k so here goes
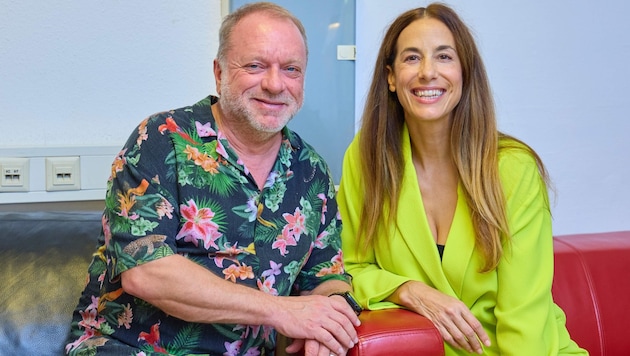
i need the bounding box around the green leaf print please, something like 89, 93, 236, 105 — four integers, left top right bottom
130, 217, 159, 236
265, 180, 287, 212
166, 323, 203, 355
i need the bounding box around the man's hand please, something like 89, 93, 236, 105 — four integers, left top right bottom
278, 293, 360, 356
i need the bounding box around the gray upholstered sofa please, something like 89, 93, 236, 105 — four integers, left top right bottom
0, 210, 102, 356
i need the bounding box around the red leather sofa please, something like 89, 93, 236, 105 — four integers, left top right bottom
347, 231, 630, 356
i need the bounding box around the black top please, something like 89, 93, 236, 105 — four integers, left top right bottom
437, 244, 445, 260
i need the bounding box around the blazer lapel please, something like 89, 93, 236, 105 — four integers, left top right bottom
440, 184, 477, 299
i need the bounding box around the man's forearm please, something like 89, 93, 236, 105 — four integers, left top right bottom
300, 279, 353, 296
121, 254, 278, 325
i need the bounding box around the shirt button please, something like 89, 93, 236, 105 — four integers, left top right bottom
256, 240, 264, 247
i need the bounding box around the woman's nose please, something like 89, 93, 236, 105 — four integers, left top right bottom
419, 59, 437, 80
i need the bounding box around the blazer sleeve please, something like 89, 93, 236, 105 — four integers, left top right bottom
338, 135, 412, 309
494, 148, 556, 354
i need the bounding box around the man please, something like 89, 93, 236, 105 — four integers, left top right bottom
65, 2, 360, 355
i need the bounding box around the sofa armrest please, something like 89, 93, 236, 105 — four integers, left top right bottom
349, 309, 444, 356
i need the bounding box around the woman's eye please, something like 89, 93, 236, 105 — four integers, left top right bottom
404, 54, 420, 62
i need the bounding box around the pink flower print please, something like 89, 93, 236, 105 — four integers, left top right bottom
213, 253, 238, 268
257, 275, 278, 296
98, 270, 106, 287
261, 260, 282, 278
176, 199, 223, 250
261, 325, 274, 341
318, 193, 328, 224
332, 249, 344, 265
87, 295, 99, 312
213, 242, 242, 267
272, 230, 297, 256
244, 348, 261, 356
316, 250, 345, 277
65, 328, 98, 353
314, 230, 329, 249
244, 324, 262, 339
195, 121, 216, 138
216, 139, 229, 160
282, 207, 306, 241
224, 339, 243, 356
156, 198, 174, 220
78, 306, 105, 330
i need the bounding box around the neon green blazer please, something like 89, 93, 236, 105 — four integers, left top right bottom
338, 128, 586, 355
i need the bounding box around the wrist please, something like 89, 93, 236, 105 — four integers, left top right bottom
329, 291, 362, 316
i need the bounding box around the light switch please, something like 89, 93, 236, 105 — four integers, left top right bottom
337, 45, 356, 60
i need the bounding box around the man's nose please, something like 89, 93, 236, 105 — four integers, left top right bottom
261, 67, 285, 93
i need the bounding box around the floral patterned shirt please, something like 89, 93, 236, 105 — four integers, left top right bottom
65, 95, 349, 356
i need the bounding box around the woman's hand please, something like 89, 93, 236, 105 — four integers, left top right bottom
390, 281, 491, 354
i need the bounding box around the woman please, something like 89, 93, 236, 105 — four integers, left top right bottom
338, 3, 587, 355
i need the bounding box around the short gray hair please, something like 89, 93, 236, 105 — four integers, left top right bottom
216, 2, 308, 65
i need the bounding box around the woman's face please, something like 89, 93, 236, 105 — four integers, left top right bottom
387, 17, 462, 125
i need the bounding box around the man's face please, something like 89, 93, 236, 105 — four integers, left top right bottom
215, 12, 307, 134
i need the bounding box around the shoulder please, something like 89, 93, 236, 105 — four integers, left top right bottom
342, 130, 362, 162
285, 127, 328, 165
498, 139, 547, 203
145, 95, 215, 132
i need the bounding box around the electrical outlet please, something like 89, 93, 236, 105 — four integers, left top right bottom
0, 157, 30, 192
46, 156, 81, 191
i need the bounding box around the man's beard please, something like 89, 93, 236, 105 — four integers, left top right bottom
219, 80, 302, 134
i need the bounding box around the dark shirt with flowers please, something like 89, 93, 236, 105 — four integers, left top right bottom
65, 95, 349, 356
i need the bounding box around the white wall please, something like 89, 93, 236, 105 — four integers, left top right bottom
0, 0, 222, 204
355, 1, 630, 235
1, 0, 628, 235
0, 0, 222, 148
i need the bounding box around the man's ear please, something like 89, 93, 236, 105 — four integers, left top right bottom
213, 59, 222, 95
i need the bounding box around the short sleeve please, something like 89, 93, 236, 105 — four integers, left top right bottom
104, 115, 180, 279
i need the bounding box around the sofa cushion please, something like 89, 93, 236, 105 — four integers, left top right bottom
0, 211, 102, 356
348, 309, 444, 356
553, 231, 630, 356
